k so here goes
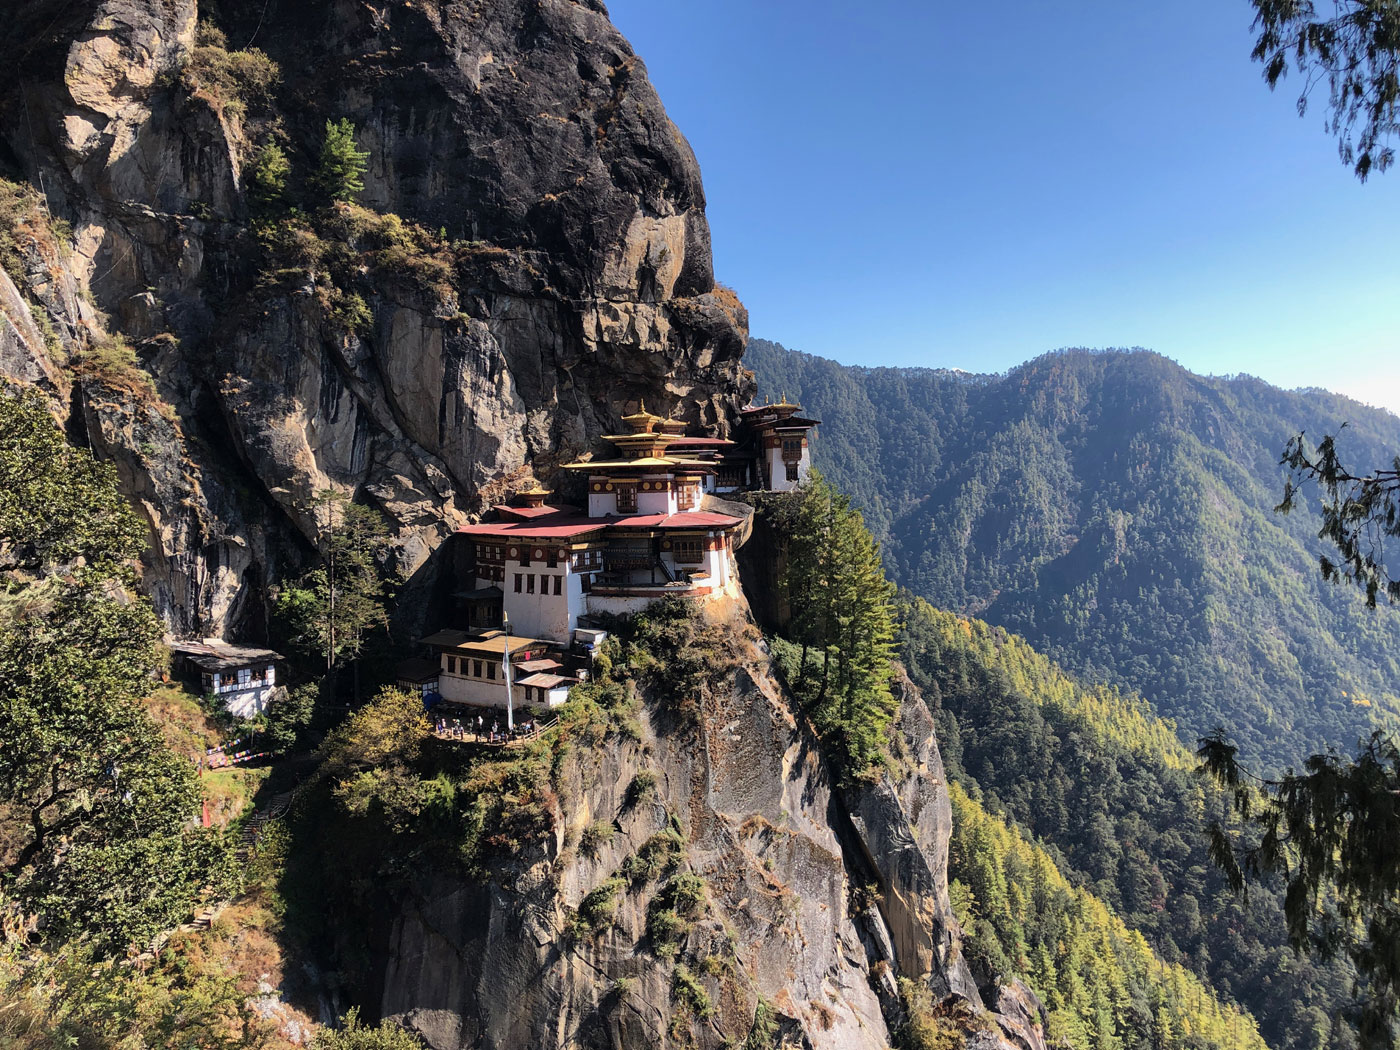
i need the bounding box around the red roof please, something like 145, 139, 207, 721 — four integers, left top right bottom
493, 503, 580, 521
606, 511, 743, 530
458, 509, 742, 539
458, 517, 606, 539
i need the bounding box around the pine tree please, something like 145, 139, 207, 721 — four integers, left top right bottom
315, 118, 370, 202
248, 140, 290, 209
276, 489, 395, 700
778, 471, 897, 775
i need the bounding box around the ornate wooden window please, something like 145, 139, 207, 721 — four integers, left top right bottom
616, 485, 637, 512
673, 538, 705, 564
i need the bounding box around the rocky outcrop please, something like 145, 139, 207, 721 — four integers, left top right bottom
380, 615, 889, 1050
1, 0, 749, 639
846, 672, 1050, 1050
373, 612, 1045, 1050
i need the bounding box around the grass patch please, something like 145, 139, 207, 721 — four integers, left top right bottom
621, 828, 683, 885
580, 819, 615, 858
671, 963, 713, 1020
569, 875, 625, 939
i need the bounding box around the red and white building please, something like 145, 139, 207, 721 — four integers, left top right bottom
458, 404, 748, 644
412, 398, 818, 711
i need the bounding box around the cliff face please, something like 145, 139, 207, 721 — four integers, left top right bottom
377, 612, 1045, 1050
0, 0, 749, 638
3, 5, 1050, 1046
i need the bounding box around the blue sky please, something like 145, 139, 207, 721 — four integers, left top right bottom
605, 0, 1400, 414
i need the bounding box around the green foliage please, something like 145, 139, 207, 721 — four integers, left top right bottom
742, 999, 781, 1050
329, 289, 373, 334
1278, 428, 1400, 605
571, 876, 625, 938
0, 385, 231, 954
265, 681, 318, 754
762, 472, 897, 776
671, 963, 713, 1020
949, 782, 1267, 1050
248, 141, 291, 210
621, 828, 684, 884
275, 489, 394, 690
316, 1007, 422, 1050
1248, 0, 1400, 179
748, 339, 1400, 769
900, 595, 1362, 1050
70, 333, 165, 404
1201, 730, 1400, 1048
315, 119, 370, 202
182, 21, 280, 123
580, 819, 615, 857
646, 872, 706, 957
627, 768, 658, 804
896, 978, 980, 1050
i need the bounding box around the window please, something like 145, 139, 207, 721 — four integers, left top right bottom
616, 486, 637, 512
581, 573, 592, 593
473, 659, 483, 678
514, 573, 522, 593
546, 551, 557, 568
553, 575, 562, 595
527, 574, 536, 594
487, 661, 496, 680
674, 538, 705, 564
786, 462, 800, 482
783, 437, 803, 455
447, 656, 457, 674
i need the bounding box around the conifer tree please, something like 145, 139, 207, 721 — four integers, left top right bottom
779, 471, 897, 775
248, 139, 290, 209
276, 489, 395, 701
315, 118, 370, 202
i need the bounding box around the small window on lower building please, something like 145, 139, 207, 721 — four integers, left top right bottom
553, 575, 562, 595
514, 573, 522, 593
786, 462, 800, 482
527, 574, 536, 594
447, 656, 457, 674
473, 659, 483, 678
487, 662, 496, 680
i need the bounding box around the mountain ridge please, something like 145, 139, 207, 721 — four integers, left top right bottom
747, 336, 1400, 766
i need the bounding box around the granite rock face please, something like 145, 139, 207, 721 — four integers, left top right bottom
378, 617, 1042, 1050
0, 0, 749, 638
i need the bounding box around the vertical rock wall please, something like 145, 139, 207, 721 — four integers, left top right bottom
0, 0, 750, 640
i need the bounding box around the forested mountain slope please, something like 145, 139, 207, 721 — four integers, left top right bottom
748, 338, 1400, 765
900, 598, 1358, 1050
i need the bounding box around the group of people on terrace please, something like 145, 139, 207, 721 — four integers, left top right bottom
433, 711, 540, 744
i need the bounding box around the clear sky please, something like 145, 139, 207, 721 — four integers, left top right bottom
604, 0, 1400, 414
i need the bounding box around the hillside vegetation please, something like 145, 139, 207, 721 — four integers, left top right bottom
899, 598, 1359, 1050
748, 339, 1400, 767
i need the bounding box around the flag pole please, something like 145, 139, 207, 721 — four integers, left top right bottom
503, 611, 514, 733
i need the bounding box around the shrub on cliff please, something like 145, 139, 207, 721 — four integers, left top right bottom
181, 21, 279, 125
